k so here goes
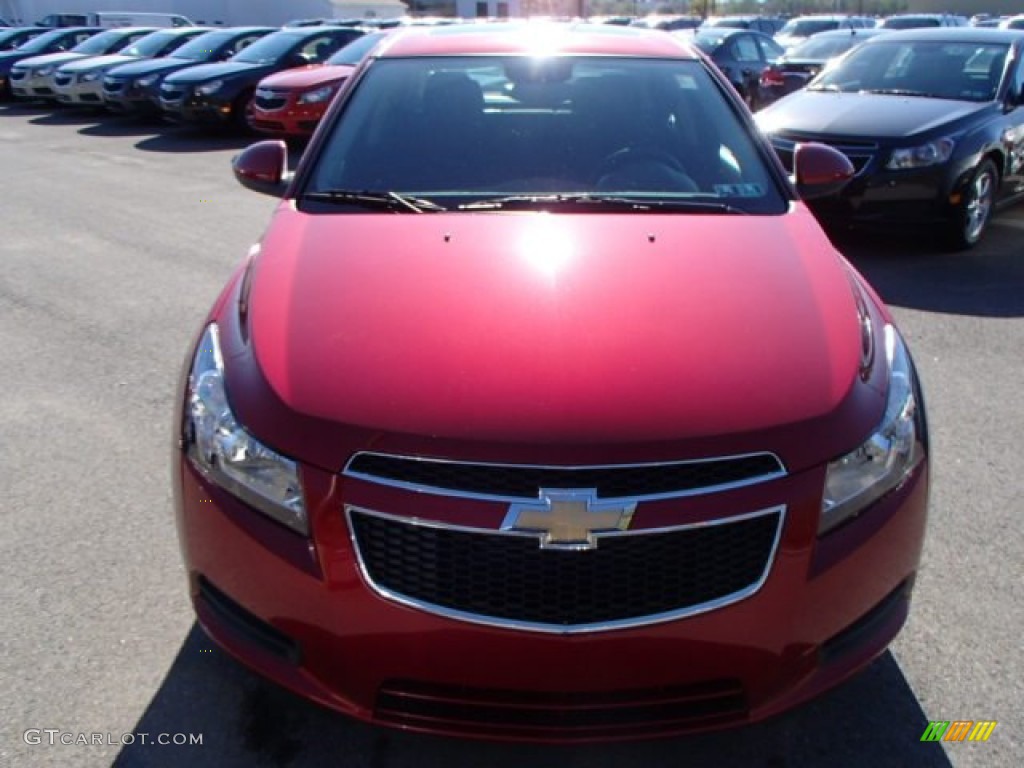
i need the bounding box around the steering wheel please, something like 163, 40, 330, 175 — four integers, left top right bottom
594, 146, 697, 192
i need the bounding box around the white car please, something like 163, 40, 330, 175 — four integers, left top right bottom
999, 15, 1024, 30
10, 27, 154, 101
53, 27, 206, 106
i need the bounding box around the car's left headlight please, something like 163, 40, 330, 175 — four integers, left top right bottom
297, 84, 337, 105
184, 324, 308, 534
135, 74, 158, 89
81, 70, 102, 82
886, 137, 955, 170
36, 66, 54, 77
820, 325, 922, 535
196, 78, 224, 96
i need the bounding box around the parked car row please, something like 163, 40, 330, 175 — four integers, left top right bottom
1, 24, 367, 132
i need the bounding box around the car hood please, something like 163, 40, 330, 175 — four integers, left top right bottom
58, 53, 135, 73
226, 206, 881, 472
257, 63, 355, 90
12, 51, 86, 69
106, 57, 195, 78
164, 60, 258, 83
757, 91, 992, 139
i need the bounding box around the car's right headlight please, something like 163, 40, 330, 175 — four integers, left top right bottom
196, 78, 224, 95
820, 325, 923, 535
184, 324, 308, 534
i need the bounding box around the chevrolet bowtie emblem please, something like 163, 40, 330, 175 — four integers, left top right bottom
502, 488, 636, 550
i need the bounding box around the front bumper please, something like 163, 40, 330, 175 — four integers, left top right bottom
248, 95, 325, 137
54, 76, 105, 106
770, 136, 966, 230
102, 79, 160, 114
10, 71, 59, 100
159, 85, 238, 124
174, 447, 929, 742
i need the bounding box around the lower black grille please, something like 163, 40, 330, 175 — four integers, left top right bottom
103, 80, 125, 93
376, 678, 747, 739
349, 508, 781, 629
345, 452, 784, 500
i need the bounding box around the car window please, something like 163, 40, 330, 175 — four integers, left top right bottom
813, 40, 1010, 101
757, 37, 785, 61
122, 30, 189, 58
231, 31, 303, 64
307, 56, 787, 214
732, 35, 761, 63
326, 32, 387, 66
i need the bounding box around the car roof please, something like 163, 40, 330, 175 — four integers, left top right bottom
808, 28, 886, 39
376, 22, 700, 59
862, 26, 1024, 43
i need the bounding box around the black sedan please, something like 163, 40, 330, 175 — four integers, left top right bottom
0, 26, 100, 99
102, 27, 275, 115
158, 26, 363, 128
758, 29, 886, 107
756, 28, 1024, 249
685, 27, 784, 109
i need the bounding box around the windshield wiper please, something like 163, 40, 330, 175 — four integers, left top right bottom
807, 84, 842, 92
859, 88, 945, 98
458, 194, 746, 214
303, 190, 447, 213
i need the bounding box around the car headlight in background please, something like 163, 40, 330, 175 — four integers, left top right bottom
184, 324, 307, 534
820, 325, 921, 535
135, 74, 158, 89
886, 137, 955, 170
36, 66, 54, 77
196, 79, 224, 96
81, 70, 102, 82
297, 84, 337, 105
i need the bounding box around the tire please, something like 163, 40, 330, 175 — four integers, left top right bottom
232, 90, 254, 133
946, 159, 998, 250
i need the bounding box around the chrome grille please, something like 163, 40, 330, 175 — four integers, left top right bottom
254, 88, 287, 111
770, 134, 879, 176
344, 452, 785, 502
348, 505, 784, 633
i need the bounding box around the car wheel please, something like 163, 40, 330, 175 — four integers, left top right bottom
947, 158, 997, 250
233, 90, 254, 132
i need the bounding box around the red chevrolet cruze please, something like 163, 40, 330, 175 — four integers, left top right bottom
173, 22, 930, 741
248, 31, 388, 138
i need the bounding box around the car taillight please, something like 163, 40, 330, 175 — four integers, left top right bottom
761, 68, 785, 87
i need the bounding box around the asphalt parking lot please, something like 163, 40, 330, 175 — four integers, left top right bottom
0, 102, 1021, 768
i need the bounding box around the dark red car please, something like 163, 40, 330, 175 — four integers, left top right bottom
249, 31, 388, 138
175, 23, 930, 742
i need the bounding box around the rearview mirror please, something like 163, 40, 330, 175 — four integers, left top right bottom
232, 140, 291, 196
792, 142, 855, 200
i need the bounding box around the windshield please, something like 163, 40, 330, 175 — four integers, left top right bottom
230, 31, 301, 64
881, 17, 940, 29
778, 19, 839, 38
788, 35, 859, 60
812, 40, 1009, 101
691, 32, 727, 53
71, 29, 132, 55
306, 56, 786, 214
172, 30, 234, 61
121, 30, 183, 57
16, 28, 81, 53
326, 32, 385, 66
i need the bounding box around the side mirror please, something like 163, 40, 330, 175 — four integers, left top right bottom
792, 142, 855, 200
232, 140, 291, 196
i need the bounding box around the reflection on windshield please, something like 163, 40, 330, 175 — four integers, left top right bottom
72, 31, 126, 55
812, 40, 1009, 101
307, 56, 786, 215
231, 32, 297, 64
